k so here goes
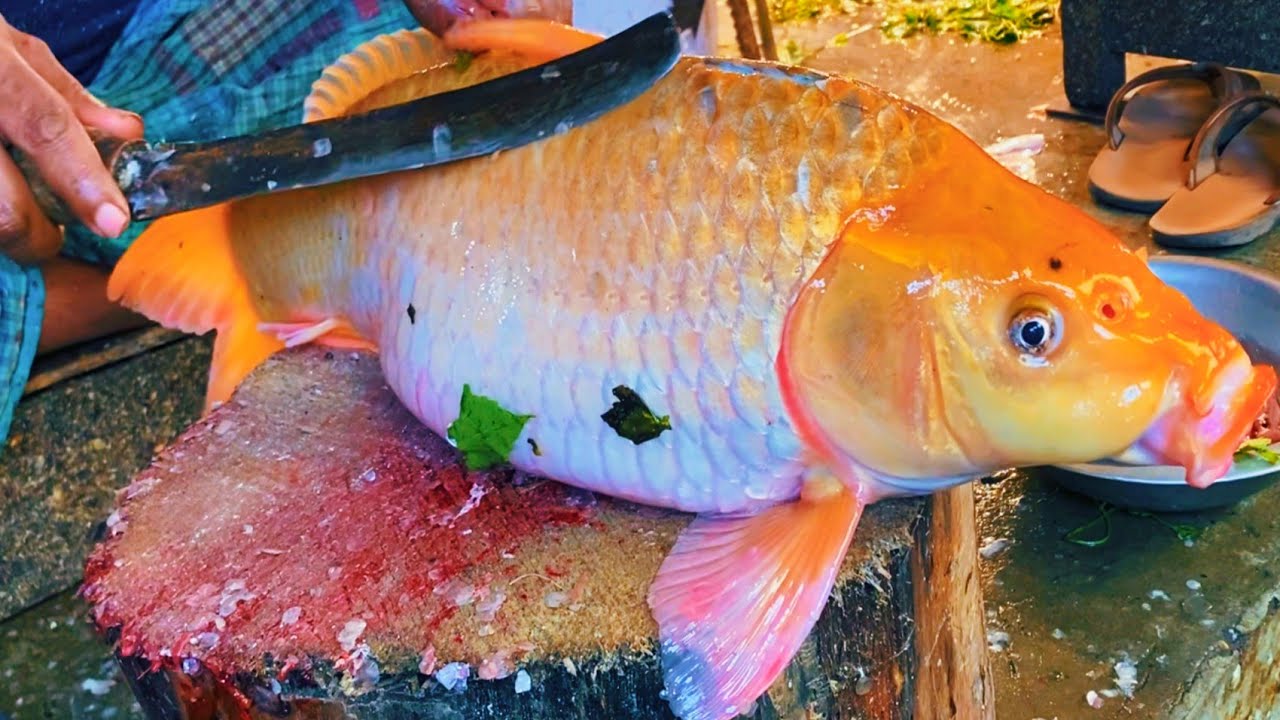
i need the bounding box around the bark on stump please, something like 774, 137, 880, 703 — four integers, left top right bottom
82, 347, 992, 719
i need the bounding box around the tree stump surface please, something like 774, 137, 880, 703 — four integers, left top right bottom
82, 347, 990, 719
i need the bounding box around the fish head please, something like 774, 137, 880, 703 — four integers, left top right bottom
925, 231, 1277, 490
780, 147, 1276, 493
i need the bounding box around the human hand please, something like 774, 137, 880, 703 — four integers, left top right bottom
403, 0, 573, 37
0, 14, 144, 265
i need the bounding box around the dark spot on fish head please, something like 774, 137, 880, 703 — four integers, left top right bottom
1049, 257, 1062, 271
406, 303, 417, 324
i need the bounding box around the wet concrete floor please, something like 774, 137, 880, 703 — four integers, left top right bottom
4, 3, 1280, 719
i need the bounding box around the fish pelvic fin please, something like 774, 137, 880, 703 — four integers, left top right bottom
647, 474, 864, 720
106, 205, 283, 413
258, 319, 378, 352
441, 18, 604, 64
303, 27, 456, 122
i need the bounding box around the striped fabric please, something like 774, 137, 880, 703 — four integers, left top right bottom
0, 0, 417, 447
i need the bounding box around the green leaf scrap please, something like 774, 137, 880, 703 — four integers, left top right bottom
601, 385, 671, 445
1236, 437, 1280, 465
453, 50, 475, 72
446, 384, 533, 471
880, 0, 1056, 44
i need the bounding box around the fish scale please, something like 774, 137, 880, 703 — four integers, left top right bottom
224, 53, 934, 513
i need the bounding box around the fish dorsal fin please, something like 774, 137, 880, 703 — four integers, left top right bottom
304, 27, 454, 122
303, 19, 605, 123
106, 206, 284, 412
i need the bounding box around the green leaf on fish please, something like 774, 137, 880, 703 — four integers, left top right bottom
447, 384, 534, 471
601, 385, 671, 445
453, 51, 475, 73
1235, 437, 1280, 465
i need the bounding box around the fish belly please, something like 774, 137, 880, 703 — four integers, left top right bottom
373, 225, 808, 515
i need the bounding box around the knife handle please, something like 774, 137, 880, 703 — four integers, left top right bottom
8, 129, 148, 229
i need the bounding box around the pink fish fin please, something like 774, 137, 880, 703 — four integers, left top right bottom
442, 18, 604, 64
258, 318, 378, 352
647, 475, 864, 720
303, 27, 454, 123
106, 204, 284, 413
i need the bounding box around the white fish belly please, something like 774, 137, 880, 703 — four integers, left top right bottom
368, 233, 809, 515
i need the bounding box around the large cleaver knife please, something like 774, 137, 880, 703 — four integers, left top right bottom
18, 11, 680, 227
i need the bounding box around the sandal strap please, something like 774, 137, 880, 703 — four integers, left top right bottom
1103, 62, 1257, 150
1185, 91, 1280, 204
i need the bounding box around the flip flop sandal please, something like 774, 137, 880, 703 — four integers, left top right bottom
1150, 92, 1280, 249
1088, 62, 1260, 213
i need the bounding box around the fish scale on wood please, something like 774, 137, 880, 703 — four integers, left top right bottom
105, 15, 1278, 720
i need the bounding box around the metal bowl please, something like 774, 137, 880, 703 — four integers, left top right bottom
1046, 254, 1280, 513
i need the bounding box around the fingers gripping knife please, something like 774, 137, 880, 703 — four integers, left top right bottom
13, 12, 681, 226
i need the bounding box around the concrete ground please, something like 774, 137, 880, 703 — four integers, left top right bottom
4, 3, 1280, 719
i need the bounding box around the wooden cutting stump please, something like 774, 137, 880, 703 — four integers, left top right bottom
81, 347, 993, 720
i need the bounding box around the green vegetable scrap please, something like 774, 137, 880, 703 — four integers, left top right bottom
453, 50, 475, 72
446, 384, 534, 471
1065, 501, 1205, 547
880, 0, 1056, 44
1128, 509, 1204, 544
1064, 502, 1116, 547
601, 385, 672, 445
1236, 437, 1280, 465
770, 0, 865, 23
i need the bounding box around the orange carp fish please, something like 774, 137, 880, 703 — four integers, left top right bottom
107, 16, 1278, 720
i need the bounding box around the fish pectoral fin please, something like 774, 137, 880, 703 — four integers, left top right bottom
442, 19, 604, 64
647, 475, 864, 720
107, 204, 283, 413
258, 318, 378, 352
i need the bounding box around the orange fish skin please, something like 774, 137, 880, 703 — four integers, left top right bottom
226, 52, 955, 513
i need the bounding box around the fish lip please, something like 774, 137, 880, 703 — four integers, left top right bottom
1114, 357, 1278, 488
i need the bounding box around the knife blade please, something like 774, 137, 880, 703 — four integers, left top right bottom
16, 11, 680, 226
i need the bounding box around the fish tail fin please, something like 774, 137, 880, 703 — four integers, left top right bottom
304, 27, 455, 122
107, 205, 284, 412
441, 18, 605, 63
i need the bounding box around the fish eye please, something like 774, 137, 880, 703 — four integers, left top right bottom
1008, 306, 1060, 357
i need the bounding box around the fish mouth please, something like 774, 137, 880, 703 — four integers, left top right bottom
1113, 353, 1278, 488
